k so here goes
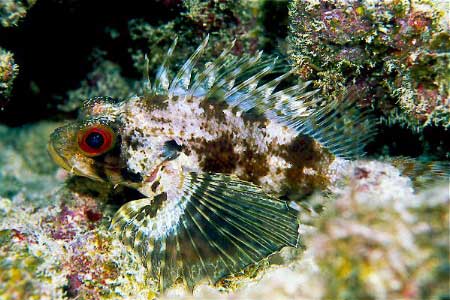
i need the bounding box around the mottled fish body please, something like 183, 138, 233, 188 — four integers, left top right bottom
119, 93, 330, 197
48, 36, 376, 291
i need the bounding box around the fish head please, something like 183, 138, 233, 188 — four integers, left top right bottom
48, 96, 184, 188
48, 97, 131, 185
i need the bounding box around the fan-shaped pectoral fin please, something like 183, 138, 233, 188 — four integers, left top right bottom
111, 172, 300, 292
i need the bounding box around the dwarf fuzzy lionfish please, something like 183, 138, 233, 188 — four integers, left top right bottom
48, 35, 376, 291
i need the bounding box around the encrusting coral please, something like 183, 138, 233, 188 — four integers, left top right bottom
288, 0, 450, 131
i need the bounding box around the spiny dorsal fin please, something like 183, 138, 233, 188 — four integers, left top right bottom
111, 172, 299, 292
149, 37, 377, 158
152, 37, 178, 95
168, 35, 210, 96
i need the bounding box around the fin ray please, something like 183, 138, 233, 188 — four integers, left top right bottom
198, 189, 298, 247
111, 172, 299, 291
169, 35, 209, 96
187, 192, 276, 259
153, 37, 178, 94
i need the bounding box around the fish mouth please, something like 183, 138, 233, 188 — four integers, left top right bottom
47, 141, 73, 172
48, 140, 103, 181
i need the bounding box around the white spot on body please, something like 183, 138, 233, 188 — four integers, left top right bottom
259, 156, 293, 194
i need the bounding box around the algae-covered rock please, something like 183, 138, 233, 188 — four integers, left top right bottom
0, 0, 36, 27
0, 191, 157, 300
288, 0, 450, 131
127, 0, 264, 76
305, 160, 449, 300
61, 61, 136, 113
0, 48, 19, 107
0, 198, 67, 300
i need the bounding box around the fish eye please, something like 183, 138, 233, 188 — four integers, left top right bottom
78, 125, 115, 156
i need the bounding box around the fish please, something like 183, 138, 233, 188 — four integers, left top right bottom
48, 35, 376, 291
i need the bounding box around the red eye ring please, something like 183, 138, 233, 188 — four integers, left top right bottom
77, 125, 115, 157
